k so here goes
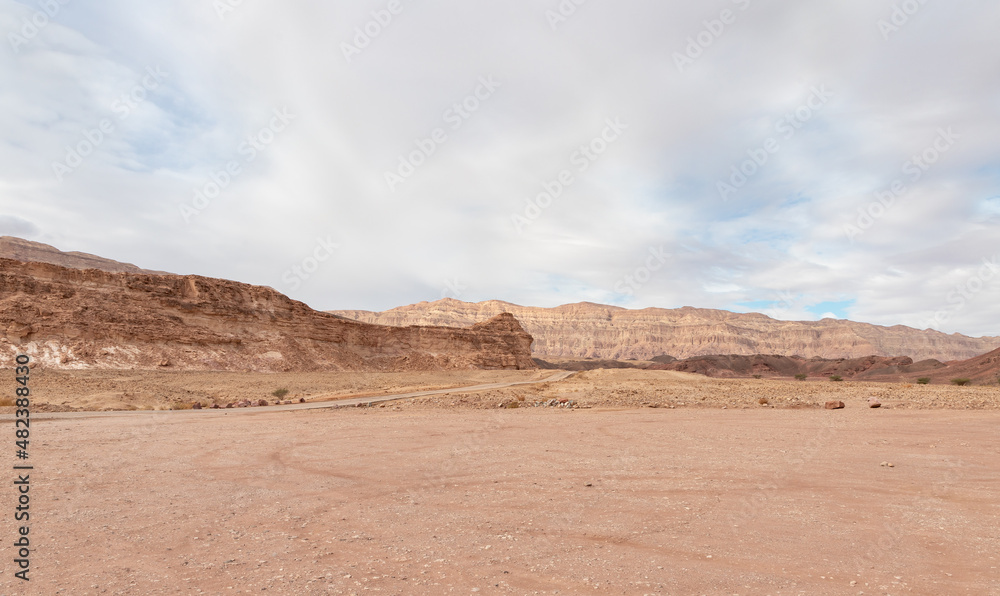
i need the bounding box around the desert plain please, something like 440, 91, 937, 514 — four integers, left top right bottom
2, 369, 999, 595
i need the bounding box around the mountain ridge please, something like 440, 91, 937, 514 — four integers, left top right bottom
0, 259, 535, 371
330, 298, 1000, 362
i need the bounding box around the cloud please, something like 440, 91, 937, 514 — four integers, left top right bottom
0, 214, 38, 237
1, 0, 999, 336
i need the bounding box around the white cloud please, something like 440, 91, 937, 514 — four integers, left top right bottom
1, 0, 999, 337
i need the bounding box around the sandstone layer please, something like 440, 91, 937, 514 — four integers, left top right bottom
331, 298, 1000, 362
0, 259, 535, 371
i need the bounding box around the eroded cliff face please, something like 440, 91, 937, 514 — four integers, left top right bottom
0, 260, 535, 371
331, 298, 1000, 362
0, 236, 169, 274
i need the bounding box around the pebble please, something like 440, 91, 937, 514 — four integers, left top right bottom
825, 401, 845, 410
868, 397, 882, 408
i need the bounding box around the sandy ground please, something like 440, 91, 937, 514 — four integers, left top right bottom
397, 369, 1000, 411
2, 383, 999, 595
0, 369, 550, 412
6, 368, 999, 414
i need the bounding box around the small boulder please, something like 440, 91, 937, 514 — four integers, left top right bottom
298, 397, 305, 403
825, 401, 845, 410
868, 397, 882, 408
191, 402, 202, 410
257, 399, 268, 407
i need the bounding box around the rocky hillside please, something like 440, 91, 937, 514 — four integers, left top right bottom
0, 236, 170, 274
651, 354, 922, 379
859, 347, 1000, 385
331, 298, 1000, 362
0, 259, 535, 372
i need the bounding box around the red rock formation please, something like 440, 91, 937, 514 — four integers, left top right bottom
0, 236, 169, 274
331, 298, 1000, 362
0, 259, 534, 372
859, 347, 1000, 385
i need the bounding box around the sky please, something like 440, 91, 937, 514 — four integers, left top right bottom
1, 0, 999, 337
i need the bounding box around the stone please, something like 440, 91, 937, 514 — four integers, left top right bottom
825, 401, 845, 410
257, 399, 268, 407
868, 397, 882, 408
191, 402, 202, 410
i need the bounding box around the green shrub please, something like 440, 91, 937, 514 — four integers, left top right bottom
794, 373, 807, 381
916, 377, 931, 385
950, 378, 971, 386
752, 374, 762, 379
272, 388, 290, 399
829, 375, 843, 382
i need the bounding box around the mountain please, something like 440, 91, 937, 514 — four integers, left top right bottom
857, 347, 1000, 385
330, 298, 1000, 362
0, 236, 170, 274
0, 259, 534, 372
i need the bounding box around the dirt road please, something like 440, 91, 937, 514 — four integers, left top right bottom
1, 371, 575, 422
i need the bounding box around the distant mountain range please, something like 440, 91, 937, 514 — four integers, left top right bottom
3, 236, 997, 369
330, 298, 1000, 363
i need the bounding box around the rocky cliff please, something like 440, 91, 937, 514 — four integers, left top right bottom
331, 298, 1000, 362
0, 236, 170, 274
0, 260, 535, 371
